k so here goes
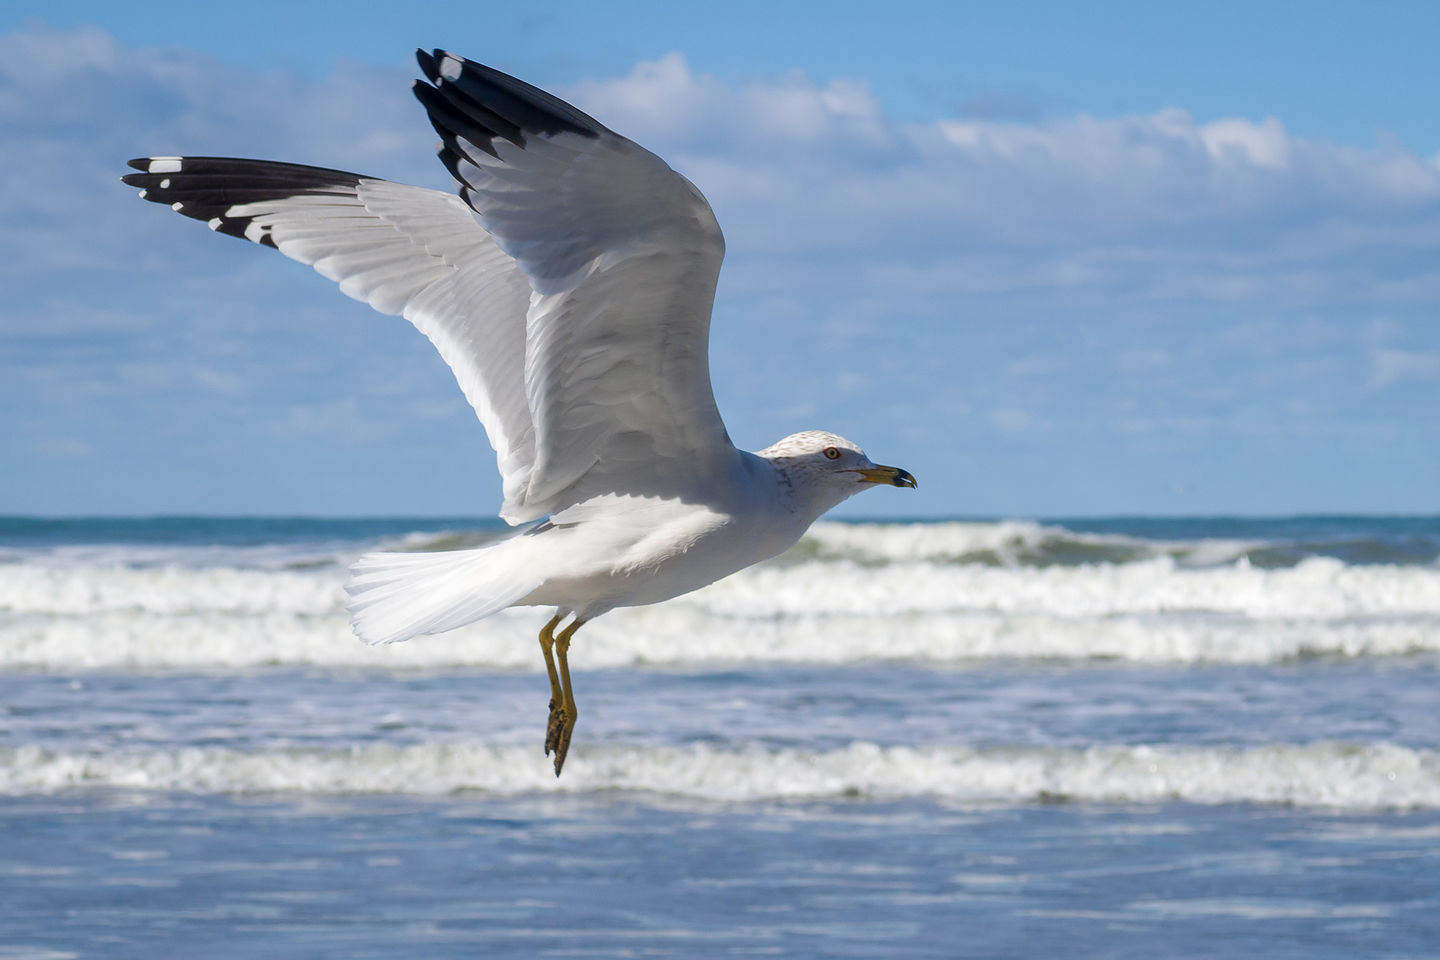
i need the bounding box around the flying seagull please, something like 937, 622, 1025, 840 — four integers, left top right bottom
123, 49, 916, 775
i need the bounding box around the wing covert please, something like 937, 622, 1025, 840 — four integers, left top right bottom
413, 50, 736, 520
122, 157, 539, 509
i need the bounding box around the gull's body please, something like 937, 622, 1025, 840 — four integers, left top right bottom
123, 50, 914, 773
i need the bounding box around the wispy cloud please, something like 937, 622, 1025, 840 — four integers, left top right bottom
565, 55, 1440, 308
1370, 348, 1440, 388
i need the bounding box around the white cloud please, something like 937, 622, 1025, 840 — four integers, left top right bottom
1199, 116, 1291, 169
0, 23, 436, 276
989, 408, 1035, 432
1370, 348, 1440, 388
560, 54, 1440, 308
10, 28, 1439, 312
566, 52, 886, 150
32, 436, 94, 458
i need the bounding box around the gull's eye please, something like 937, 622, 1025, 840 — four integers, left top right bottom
823, 446, 841, 460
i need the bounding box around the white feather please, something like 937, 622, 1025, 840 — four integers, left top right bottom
345, 540, 542, 645
435, 59, 733, 522
213, 180, 538, 509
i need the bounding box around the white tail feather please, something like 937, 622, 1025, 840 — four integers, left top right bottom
345, 541, 542, 645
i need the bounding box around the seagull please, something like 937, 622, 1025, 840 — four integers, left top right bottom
123, 49, 916, 775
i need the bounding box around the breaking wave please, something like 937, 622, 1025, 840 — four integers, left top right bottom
3, 518, 1435, 571
2, 520, 1435, 670
2, 740, 1434, 809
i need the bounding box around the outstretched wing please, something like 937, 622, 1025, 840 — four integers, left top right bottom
121, 157, 540, 509
413, 50, 736, 519
124, 51, 737, 524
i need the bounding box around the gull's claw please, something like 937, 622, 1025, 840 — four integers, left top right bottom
550, 711, 576, 777
545, 698, 567, 758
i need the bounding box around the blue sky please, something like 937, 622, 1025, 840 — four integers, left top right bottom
2, 2, 1438, 517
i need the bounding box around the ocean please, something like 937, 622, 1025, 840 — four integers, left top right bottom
1, 515, 1437, 957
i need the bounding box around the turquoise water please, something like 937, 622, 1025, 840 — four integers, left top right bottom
0, 516, 1437, 956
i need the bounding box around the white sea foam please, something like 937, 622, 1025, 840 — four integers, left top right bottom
7, 552, 1437, 620
694, 555, 1440, 619
2, 740, 1434, 808
3, 521, 1437, 670
0, 528, 489, 572
0, 563, 340, 616
2, 552, 1438, 669
804, 520, 1149, 565
0, 519, 1358, 573
0, 541, 346, 571
2, 605, 1436, 670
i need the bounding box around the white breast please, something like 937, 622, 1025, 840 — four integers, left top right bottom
516, 459, 806, 618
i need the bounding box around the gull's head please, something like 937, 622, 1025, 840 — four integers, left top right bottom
759, 430, 916, 520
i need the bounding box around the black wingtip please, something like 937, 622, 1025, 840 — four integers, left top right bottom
125, 158, 150, 172
415, 48, 440, 83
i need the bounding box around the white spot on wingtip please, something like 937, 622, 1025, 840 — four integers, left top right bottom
171, 201, 184, 211
147, 158, 183, 174
138, 189, 148, 199
208, 218, 223, 230
243, 222, 265, 242
439, 56, 462, 80
159, 178, 171, 189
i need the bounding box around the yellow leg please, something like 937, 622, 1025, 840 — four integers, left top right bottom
548, 617, 586, 777
538, 615, 564, 754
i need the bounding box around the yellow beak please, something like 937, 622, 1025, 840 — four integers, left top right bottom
857, 465, 918, 488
